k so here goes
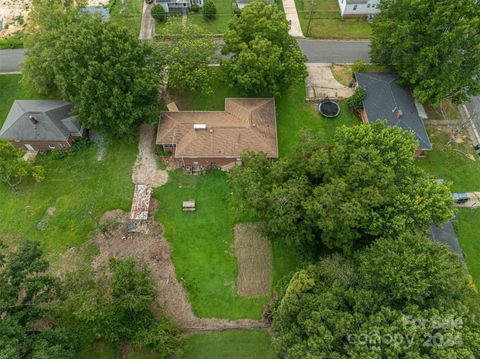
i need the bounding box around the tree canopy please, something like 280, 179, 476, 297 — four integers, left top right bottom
62, 258, 182, 357
23, 11, 159, 136
222, 1, 306, 95
0, 240, 78, 358
272, 234, 480, 358
370, 0, 480, 104
0, 140, 44, 191
156, 23, 217, 95
230, 122, 454, 253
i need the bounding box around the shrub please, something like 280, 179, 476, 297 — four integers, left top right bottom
69, 138, 92, 156
51, 150, 68, 160
346, 87, 366, 113
233, 7, 242, 16
203, 0, 216, 19
151, 4, 166, 22
352, 59, 367, 75
191, 3, 201, 12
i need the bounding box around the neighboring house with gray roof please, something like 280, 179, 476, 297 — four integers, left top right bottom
0, 100, 84, 152
430, 221, 464, 261
337, 0, 380, 17
80, 6, 110, 22
355, 72, 432, 156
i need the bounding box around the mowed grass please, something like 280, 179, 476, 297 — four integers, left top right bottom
109, 0, 144, 36
0, 75, 137, 263
188, 0, 234, 34
178, 330, 273, 358
455, 209, 480, 288
154, 170, 300, 319
0, 74, 57, 128
294, 0, 371, 39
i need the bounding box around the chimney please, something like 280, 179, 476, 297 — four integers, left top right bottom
29, 115, 38, 125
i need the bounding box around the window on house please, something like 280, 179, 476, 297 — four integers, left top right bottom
48, 144, 56, 150
367, 4, 370, 8
353, 5, 357, 10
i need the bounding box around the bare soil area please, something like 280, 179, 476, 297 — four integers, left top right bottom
233, 223, 272, 297
132, 123, 168, 187
92, 209, 268, 332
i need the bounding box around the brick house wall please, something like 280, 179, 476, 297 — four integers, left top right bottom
9, 134, 80, 152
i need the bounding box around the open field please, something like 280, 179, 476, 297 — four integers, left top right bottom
455, 209, 480, 288
179, 330, 273, 358
188, 0, 234, 34
294, 0, 371, 39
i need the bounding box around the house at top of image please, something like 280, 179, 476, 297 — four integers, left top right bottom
155, 0, 203, 14
156, 98, 278, 172
337, 0, 380, 17
0, 100, 84, 152
355, 72, 431, 156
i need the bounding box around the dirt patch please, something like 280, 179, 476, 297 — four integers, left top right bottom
331, 64, 353, 87
92, 210, 269, 332
233, 223, 272, 297
132, 124, 168, 187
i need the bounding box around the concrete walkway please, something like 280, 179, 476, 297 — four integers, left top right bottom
139, 2, 155, 40
282, 0, 304, 38
305, 63, 353, 100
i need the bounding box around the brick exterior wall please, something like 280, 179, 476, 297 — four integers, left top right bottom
9, 134, 80, 152
182, 157, 239, 169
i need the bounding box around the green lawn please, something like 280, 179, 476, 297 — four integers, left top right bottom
109, 0, 144, 36
154, 170, 300, 319
455, 209, 480, 288
294, 0, 371, 39
188, 0, 234, 34
178, 330, 273, 358
0, 32, 25, 49
0, 74, 57, 128
0, 75, 137, 265
417, 129, 480, 192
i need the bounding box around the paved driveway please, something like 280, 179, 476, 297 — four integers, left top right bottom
282, 0, 304, 38
305, 64, 353, 100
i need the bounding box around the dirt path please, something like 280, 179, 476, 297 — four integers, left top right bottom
132, 124, 168, 187
93, 210, 269, 332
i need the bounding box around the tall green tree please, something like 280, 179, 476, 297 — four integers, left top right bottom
230, 122, 454, 253
0, 140, 44, 191
370, 0, 480, 104
0, 240, 78, 358
22, 0, 84, 94
62, 258, 182, 357
156, 23, 217, 95
23, 13, 159, 136
272, 234, 480, 358
222, 0, 306, 95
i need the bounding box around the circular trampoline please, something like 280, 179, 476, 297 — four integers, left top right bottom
319, 100, 341, 118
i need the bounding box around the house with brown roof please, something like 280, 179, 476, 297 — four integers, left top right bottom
156, 98, 278, 171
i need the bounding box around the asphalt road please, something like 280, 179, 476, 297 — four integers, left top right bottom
296, 39, 370, 63
465, 96, 480, 140
0, 40, 371, 74
0, 48, 25, 73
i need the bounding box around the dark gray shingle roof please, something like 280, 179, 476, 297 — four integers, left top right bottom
0, 100, 81, 142
430, 222, 464, 260
356, 72, 432, 150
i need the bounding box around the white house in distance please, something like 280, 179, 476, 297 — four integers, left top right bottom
337, 0, 380, 17
155, 0, 203, 14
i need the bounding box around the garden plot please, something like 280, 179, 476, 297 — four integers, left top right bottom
233, 223, 272, 297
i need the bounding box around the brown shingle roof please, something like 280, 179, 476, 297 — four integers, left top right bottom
156, 98, 278, 158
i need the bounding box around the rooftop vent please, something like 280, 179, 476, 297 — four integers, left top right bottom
29, 115, 38, 125
194, 124, 206, 130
